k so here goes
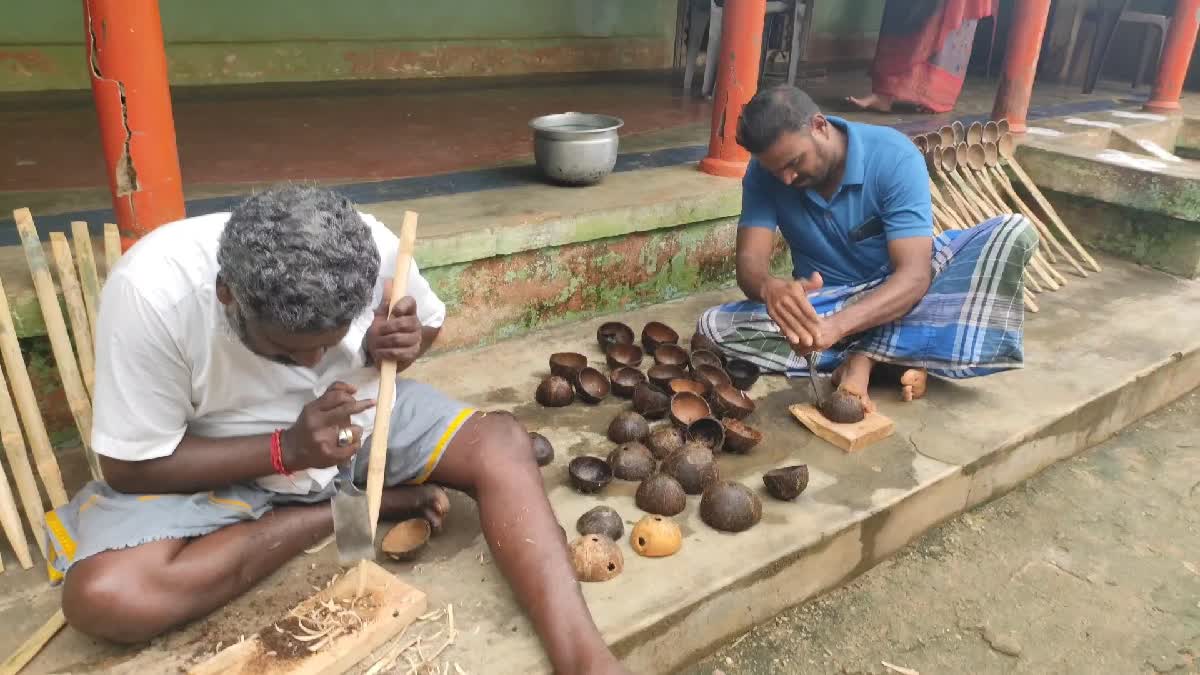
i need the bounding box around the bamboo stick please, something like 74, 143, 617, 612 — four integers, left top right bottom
13, 209, 101, 482
50, 234, 95, 398
0, 357, 47, 559
103, 223, 122, 276
0, 609, 66, 675
989, 165, 1088, 278
0, 457, 32, 569
70, 221, 101, 339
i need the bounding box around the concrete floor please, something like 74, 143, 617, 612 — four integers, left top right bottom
2, 254, 1198, 674
687, 388, 1200, 675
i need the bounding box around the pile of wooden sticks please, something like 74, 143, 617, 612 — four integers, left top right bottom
913, 119, 1102, 313
0, 208, 122, 575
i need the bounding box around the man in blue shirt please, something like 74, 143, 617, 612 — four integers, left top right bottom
697, 85, 1037, 416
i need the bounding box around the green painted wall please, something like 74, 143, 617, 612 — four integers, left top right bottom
0, 0, 677, 91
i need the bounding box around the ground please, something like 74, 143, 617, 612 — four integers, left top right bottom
686, 389, 1200, 675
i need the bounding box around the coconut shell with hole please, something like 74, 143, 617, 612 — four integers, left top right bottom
700, 481, 762, 533
690, 331, 722, 357
536, 375, 574, 407
549, 352, 588, 379
646, 424, 686, 460
607, 442, 656, 481
607, 411, 650, 444
605, 343, 644, 370
635, 473, 686, 516
609, 366, 646, 398
568, 456, 612, 494
818, 389, 865, 424
572, 367, 610, 404
576, 506, 624, 541
641, 321, 680, 355
685, 416, 725, 451
630, 515, 682, 557
597, 321, 635, 351
653, 343, 690, 368
632, 382, 671, 420
529, 432, 555, 466
647, 364, 687, 390
381, 518, 431, 561
569, 535, 623, 582
669, 392, 711, 428
709, 383, 756, 420
661, 442, 719, 494
763, 464, 809, 501
694, 364, 733, 390
689, 349, 725, 373
725, 358, 760, 391
668, 377, 709, 398
721, 417, 763, 454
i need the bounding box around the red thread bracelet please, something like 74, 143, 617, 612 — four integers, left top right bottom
270, 429, 289, 475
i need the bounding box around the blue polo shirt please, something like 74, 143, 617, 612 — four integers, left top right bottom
739, 116, 932, 287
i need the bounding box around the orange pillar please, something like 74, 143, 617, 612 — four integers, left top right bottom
991, 0, 1052, 134
84, 0, 185, 249
699, 0, 767, 178
1144, 0, 1200, 113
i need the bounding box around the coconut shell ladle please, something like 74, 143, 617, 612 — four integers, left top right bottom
927, 149, 976, 229
996, 133, 1101, 272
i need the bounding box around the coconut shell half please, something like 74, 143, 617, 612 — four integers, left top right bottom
630, 515, 682, 557
607, 411, 650, 444
529, 432, 555, 466
763, 464, 809, 501
568, 456, 612, 493
576, 506, 624, 541
535, 375, 574, 407
607, 442, 656, 481
818, 389, 865, 424
661, 442, 719, 494
382, 518, 432, 561
699, 481, 762, 533
570, 535, 623, 582
646, 424, 686, 460
632, 382, 671, 419
635, 473, 686, 516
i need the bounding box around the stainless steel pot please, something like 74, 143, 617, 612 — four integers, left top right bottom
529, 112, 624, 186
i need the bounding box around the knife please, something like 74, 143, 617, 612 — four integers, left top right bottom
805, 350, 835, 406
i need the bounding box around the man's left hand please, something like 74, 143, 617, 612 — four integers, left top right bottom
364, 288, 422, 371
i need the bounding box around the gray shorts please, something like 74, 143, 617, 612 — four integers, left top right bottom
44, 379, 475, 583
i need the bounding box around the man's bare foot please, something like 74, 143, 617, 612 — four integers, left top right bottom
830, 353, 877, 413
846, 93, 894, 113
380, 484, 450, 532
899, 368, 928, 402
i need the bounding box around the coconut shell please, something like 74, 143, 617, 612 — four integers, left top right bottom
646, 424, 686, 460
689, 349, 725, 373
669, 392, 711, 427
576, 506, 624, 541
597, 321, 635, 351
568, 456, 612, 493
653, 343, 690, 368
381, 518, 431, 561
572, 367, 610, 404
667, 378, 709, 398
635, 473, 687, 516
763, 465, 809, 501
607, 442, 656, 481
605, 411, 647, 444
726, 358, 761, 391
709, 383, 755, 420
549, 352, 588, 379
699, 481, 762, 533
641, 321, 680, 355
661, 442, 719, 494
721, 418, 763, 454
632, 382, 671, 419
570, 535, 624, 582
605, 343, 644, 370
630, 515, 682, 558
818, 389, 865, 424
535, 375, 574, 407
529, 432, 555, 466
685, 416, 725, 451
647, 364, 688, 390
690, 331, 722, 357
609, 366, 647, 398
694, 364, 733, 390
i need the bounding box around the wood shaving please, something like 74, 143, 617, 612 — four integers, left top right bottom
881, 661, 920, 675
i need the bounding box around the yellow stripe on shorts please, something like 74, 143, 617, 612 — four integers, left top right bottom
408, 408, 475, 485
208, 493, 252, 511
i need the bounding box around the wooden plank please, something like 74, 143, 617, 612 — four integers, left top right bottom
0, 456, 32, 569
0, 357, 44, 560
13, 209, 101, 482
0, 609, 66, 675
50, 233, 96, 399
103, 223, 122, 277
0, 275, 67, 508
70, 221, 101, 340
789, 403, 895, 453
189, 561, 426, 675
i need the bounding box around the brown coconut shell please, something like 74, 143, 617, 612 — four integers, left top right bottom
609, 366, 647, 398
570, 535, 623, 582
635, 473, 687, 516
607, 411, 650, 444
689, 331, 722, 357
709, 383, 756, 420
529, 432, 555, 466
576, 506, 624, 541
669, 392, 711, 427
646, 424, 686, 460
630, 515, 682, 558
699, 481, 762, 533
667, 378, 709, 398
818, 389, 865, 424
568, 456, 612, 493
763, 465, 809, 501
596, 321, 635, 351
685, 416, 725, 451
647, 364, 688, 390
549, 352, 588, 379
689, 349, 725, 373
694, 364, 733, 390
653, 343, 690, 368
605, 343, 644, 370
381, 518, 431, 561
721, 418, 763, 454
572, 367, 610, 404
607, 442, 656, 481
632, 382, 671, 420
725, 358, 761, 391
661, 442, 720, 494
641, 321, 680, 355
535, 375, 574, 407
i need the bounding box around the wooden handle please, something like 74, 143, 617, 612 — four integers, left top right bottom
0, 457, 32, 569
366, 211, 419, 539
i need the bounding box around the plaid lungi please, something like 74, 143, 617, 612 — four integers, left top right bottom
697, 214, 1037, 379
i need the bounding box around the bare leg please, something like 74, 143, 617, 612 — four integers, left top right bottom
831, 352, 877, 412
429, 413, 626, 675
62, 485, 447, 643
846, 93, 895, 112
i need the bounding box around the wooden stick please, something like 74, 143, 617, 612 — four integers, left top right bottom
1023, 288, 1039, 313
50, 233, 96, 399
367, 211, 420, 538
0, 456, 32, 569
70, 221, 102, 339
0, 277, 67, 508
954, 169, 1059, 291
929, 181, 968, 229
1002, 158, 1102, 272
0, 609, 66, 675
990, 166, 1089, 277
13, 209, 101, 482
974, 167, 1070, 286
0, 356, 47, 560
103, 223, 122, 276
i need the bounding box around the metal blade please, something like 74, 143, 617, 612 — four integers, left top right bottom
806, 351, 835, 405
331, 457, 375, 567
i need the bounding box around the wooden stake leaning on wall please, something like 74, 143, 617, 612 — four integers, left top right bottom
0, 355, 47, 560
50, 233, 95, 398
0, 454, 33, 570
997, 132, 1102, 272
103, 223, 122, 277
0, 609, 66, 675
0, 277, 67, 508
13, 209, 101, 482
70, 221, 102, 339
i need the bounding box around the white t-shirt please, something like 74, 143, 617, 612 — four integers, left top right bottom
91, 210, 446, 494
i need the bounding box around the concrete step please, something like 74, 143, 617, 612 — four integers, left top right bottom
4, 256, 1199, 674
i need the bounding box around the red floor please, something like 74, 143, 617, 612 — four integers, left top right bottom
3, 79, 710, 193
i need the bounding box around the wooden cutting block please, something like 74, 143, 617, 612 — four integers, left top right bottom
789, 403, 895, 453
189, 561, 426, 675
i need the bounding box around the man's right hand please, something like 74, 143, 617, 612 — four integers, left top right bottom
281, 381, 376, 471
760, 272, 825, 350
